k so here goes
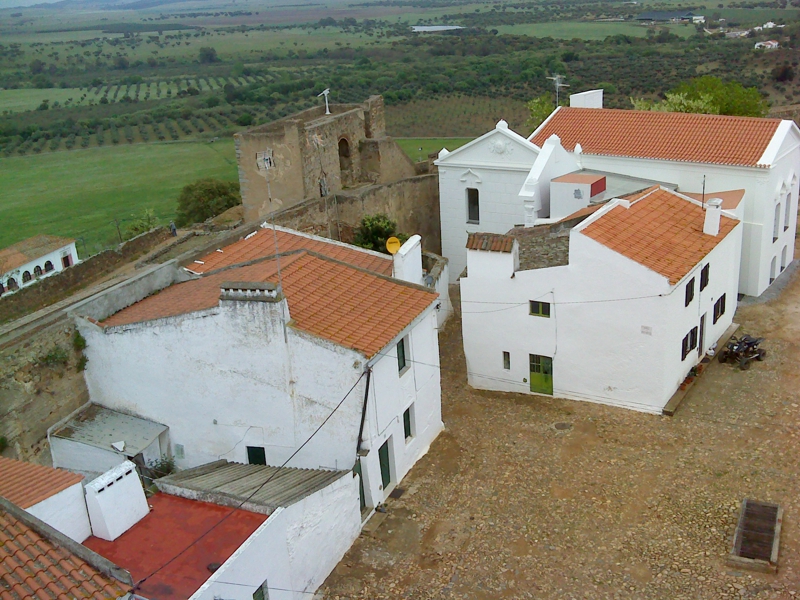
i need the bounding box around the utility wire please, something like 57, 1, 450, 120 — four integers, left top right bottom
131, 371, 367, 594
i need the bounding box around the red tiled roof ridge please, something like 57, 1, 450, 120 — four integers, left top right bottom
466, 232, 516, 253
532, 107, 783, 168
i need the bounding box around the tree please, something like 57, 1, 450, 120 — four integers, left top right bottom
526, 95, 555, 131
175, 179, 241, 226
236, 113, 253, 126
124, 209, 158, 240
113, 56, 129, 70
631, 76, 768, 117
353, 214, 407, 254
30, 59, 45, 74
198, 47, 218, 63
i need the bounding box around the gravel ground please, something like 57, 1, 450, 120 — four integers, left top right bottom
320, 252, 800, 600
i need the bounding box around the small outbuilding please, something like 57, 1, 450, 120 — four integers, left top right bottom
0, 234, 78, 296
49, 404, 169, 481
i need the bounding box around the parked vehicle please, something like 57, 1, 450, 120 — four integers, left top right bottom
718, 335, 766, 370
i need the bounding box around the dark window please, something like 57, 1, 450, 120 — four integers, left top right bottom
682, 326, 698, 360
62, 254, 72, 268
246, 446, 266, 465
397, 337, 408, 373
22, 271, 31, 283
44, 261, 54, 272
0, 282, 4, 295
785, 196, 792, 231
467, 188, 480, 224
7, 278, 17, 291
529, 300, 551, 318
774, 203, 781, 242
34, 265, 42, 277
700, 265, 710, 291
685, 277, 695, 306
713, 294, 726, 324
403, 406, 413, 440
503, 351, 510, 370
252, 580, 269, 600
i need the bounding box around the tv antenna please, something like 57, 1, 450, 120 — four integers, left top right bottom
318, 88, 331, 115
547, 75, 569, 106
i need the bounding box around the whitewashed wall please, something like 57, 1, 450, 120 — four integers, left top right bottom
26, 481, 91, 543
461, 207, 742, 413
359, 310, 443, 507
1, 242, 78, 293
436, 125, 540, 282
50, 437, 127, 481
574, 144, 798, 296
190, 473, 361, 600
79, 298, 368, 472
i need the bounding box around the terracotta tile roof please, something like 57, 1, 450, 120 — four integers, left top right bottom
682, 189, 746, 210
187, 228, 392, 276
0, 505, 127, 599
580, 187, 738, 284
531, 107, 782, 168
466, 233, 515, 253
84, 494, 266, 600
101, 252, 437, 357
0, 456, 83, 509
557, 203, 606, 223
552, 173, 606, 185
0, 235, 75, 274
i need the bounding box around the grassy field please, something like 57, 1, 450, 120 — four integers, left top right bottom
496, 21, 696, 40
0, 139, 238, 252
395, 138, 472, 161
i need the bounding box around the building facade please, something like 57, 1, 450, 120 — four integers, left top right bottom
460, 187, 742, 413
0, 235, 78, 296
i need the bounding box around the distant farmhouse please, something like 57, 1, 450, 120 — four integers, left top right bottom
755, 40, 780, 49
0, 234, 78, 296
636, 10, 704, 23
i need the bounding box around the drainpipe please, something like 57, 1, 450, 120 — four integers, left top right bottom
355, 367, 372, 456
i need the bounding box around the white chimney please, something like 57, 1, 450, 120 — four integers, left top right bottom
85, 461, 149, 541
703, 198, 724, 236
569, 89, 603, 108
392, 234, 423, 285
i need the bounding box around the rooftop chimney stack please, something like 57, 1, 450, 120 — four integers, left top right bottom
703, 198, 723, 236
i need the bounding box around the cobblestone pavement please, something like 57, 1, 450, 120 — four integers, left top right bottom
320, 265, 800, 599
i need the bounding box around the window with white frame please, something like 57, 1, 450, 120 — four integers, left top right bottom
466, 188, 480, 224
681, 327, 698, 360
397, 336, 409, 374
503, 351, 511, 370
774, 203, 781, 242
403, 405, 415, 441
785, 193, 792, 232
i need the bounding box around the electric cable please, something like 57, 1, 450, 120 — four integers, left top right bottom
130, 371, 367, 594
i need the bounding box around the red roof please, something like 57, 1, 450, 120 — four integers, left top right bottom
102, 252, 437, 358
466, 233, 515, 253
84, 494, 267, 600
1, 505, 127, 599
580, 187, 739, 284
531, 107, 782, 168
187, 228, 392, 276
0, 456, 83, 509
682, 189, 746, 210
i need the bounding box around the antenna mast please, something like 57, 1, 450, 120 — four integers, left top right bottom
318, 88, 331, 115
547, 75, 569, 106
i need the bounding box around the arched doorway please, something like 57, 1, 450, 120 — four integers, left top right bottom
338, 138, 352, 186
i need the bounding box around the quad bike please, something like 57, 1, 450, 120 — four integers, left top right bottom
718, 335, 766, 370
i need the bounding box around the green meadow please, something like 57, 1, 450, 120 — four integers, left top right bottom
0, 140, 238, 252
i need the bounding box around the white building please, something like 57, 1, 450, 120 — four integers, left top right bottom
460, 186, 742, 413
530, 104, 800, 297
755, 40, 780, 49
76, 231, 444, 516
0, 235, 78, 296
435, 120, 541, 281
436, 96, 800, 297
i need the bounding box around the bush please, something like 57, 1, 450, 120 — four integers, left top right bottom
199, 47, 218, 63
175, 178, 241, 226
40, 346, 69, 367
353, 214, 408, 253
148, 454, 176, 478
124, 208, 158, 240
76, 355, 89, 372
72, 329, 87, 352
0, 436, 7, 453
236, 113, 253, 126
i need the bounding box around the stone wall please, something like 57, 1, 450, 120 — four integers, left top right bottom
0, 321, 88, 463
0, 228, 171, 324
269, 174, 441, 253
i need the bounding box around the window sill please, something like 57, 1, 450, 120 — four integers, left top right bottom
398, 365, 411, 378
467, 220, 480, 225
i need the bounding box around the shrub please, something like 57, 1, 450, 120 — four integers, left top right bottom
175, 178, 241, 226
72, 329, 87, 352
124, 208, 158, 240
0, 436, 7, 453
353, 214, 408, 253
40, 346, 69, 367
148, 454, 176, 478
76, 355, 89, 372
198, 47, 218, 63
236, 112, 253, 126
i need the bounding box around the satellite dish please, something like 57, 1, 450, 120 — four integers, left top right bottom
386, 236, 401, 254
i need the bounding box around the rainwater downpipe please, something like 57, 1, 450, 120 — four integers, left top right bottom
355, 367, 372, 456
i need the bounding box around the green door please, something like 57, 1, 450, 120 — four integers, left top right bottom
529, 354, 553, 395
353, 459, 366, 512
378, 440, 391, 489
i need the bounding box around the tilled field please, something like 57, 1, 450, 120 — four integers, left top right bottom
320, 263, 800, 599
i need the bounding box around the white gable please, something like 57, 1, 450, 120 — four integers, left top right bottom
757, 120, 800, 167
435, 121, 539, 171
